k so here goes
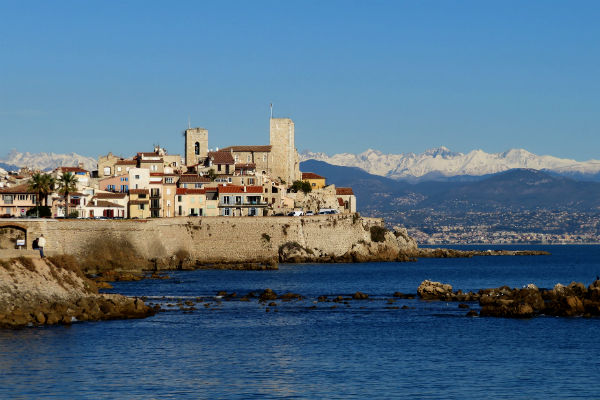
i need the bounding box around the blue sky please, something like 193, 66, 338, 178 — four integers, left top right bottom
1, 1, 599, 160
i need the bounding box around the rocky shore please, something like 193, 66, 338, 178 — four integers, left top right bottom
417, 279, 600, 318
0, 256, 156, 328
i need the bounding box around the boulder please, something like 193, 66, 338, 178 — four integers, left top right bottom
417, 280, 455, 301
259, 289, 278, 302
352, 292, 369, 300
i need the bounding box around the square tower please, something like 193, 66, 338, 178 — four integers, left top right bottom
270, 118, 300, 184
185, 128, 208, 166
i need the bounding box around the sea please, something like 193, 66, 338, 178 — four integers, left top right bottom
1, 244, 600, 399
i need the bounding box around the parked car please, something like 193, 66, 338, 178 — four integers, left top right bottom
318, 208, 339, 215
305, 211, 314, 216
288, 211, 304, 216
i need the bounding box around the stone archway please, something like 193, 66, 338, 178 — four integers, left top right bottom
0, 223, 28, 250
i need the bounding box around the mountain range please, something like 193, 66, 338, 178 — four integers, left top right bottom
0, 149, 97, 172
300, 147, 600, 182
300, 160, 600, 214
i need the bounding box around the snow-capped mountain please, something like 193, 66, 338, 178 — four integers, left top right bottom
0, 149, 97, 171
300, 147, 600, 181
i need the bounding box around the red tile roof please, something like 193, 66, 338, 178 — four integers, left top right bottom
94, 193, 127, 199
150, 173, 164, 176
58, 167, 88, 173
129, 189, 149, 195
336, 187, 354, 195
0, 184, 36, 194
176, 188, 206, 195
208, 151, 235, 165
219, 145, 272, 152
178, 175, 212, 183
235, 163, 256, 169
302, 172, 325, 180
129, 200, 149, 205
115, 160, 137, 165
218, 185, 263, 194
87, 200, 124, 208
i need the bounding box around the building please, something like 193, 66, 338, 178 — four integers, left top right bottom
336, 187, 357, 213
0, 184, 37, 217
184, 127, 208, 167
128, 189, 150, 219
217, 185, 266, 216
98, 174, 129, 193
302, 172, 326, 190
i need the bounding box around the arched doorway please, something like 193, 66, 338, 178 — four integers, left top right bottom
0, 224, 28, 250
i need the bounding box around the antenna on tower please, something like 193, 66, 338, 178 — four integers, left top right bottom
270, 103, 273, 119
188, 115, 191, 130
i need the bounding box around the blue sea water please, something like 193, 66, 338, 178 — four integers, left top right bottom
1, 245, 600, 399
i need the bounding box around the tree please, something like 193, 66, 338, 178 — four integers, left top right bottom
291, 180, 312, 194
57, 172, 78, 217
206, 168, 217, 181
28, 173, 45, 216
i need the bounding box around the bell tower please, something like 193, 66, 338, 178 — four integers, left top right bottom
185, 127, 208, 166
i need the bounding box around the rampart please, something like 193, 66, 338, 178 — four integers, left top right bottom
0, 215, 389, 263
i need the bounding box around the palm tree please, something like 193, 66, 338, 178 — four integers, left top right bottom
28, 173, 45, 216
57, 172, 78, 217
40, 174, 55, 207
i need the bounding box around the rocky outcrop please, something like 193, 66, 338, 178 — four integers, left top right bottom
278, 225, 419, 263
414, 248, 550, 258
417, 280, 480, 301
416, 279, 600, 318
0, 257, 156, 328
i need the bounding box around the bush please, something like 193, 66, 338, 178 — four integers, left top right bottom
26, 206, 52, 218
16, 256, 36, 272
370, 226, 388, 243
48, 254, 86, 279
80, 236, 150, 274
291, 180, 312, 194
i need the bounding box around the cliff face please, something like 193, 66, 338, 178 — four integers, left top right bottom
6, 215, 417, 267
0, 257, 154, 328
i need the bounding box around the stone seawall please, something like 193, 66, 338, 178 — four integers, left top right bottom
1, 215, 409, 264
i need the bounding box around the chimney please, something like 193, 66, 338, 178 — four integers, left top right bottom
93, 199, 97, 206
243, 186, 246, 192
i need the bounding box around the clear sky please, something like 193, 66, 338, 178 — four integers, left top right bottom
1, 1, 599, 160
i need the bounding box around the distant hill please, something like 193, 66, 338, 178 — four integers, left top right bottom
300, 160, 600, 213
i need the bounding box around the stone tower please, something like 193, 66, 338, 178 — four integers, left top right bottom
185, 127, 208, 166
269, 118, 301, 184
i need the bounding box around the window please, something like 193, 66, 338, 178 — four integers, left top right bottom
139, 194, 146, 199
166, 188, 171, 195
151, 188, 160, 197
139, 204, 145, 210
228, 177, 232, 183
18, 194, 26, 200
103, 167, 111, 175
167, 200, 171, 207
223, 196, 230, 205
151, 165, 158, 172
241, 178, 244, 185
120, 185, 128, 192
262, 154, 266, 162
117, 166, 122, 172
223, 208, 231, 216
235, 196, 242, 204
195, 142, 200, 155
218, 164, 222, 172
195, 183, 202, 188
135, 175, 140, 179
248, 178, 254, 185
165, 177, 173, 184
177, 195, 182, 202
234, 155, 239, 162
190, 197, 195, 203
247, 155, 251, 162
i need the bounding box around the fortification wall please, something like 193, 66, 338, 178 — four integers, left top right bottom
1, 215, 385, 262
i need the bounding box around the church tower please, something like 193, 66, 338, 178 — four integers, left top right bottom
270, 118, 300, 184
185, 127, 208, 166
